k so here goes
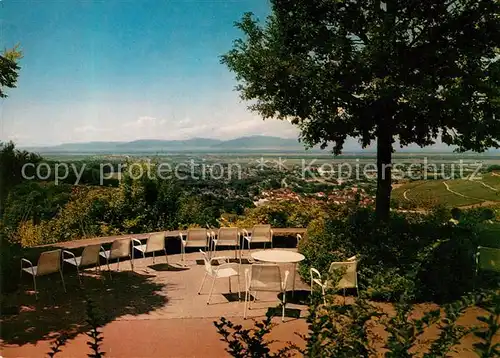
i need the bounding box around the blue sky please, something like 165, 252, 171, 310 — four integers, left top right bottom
1, 0, 300, 146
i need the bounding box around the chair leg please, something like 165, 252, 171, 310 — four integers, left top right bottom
229, 277, 232, 293
282, 290, 286, 322
244, 289, 248, 319
198, 272, 208, 294
207, 276, 217, 305
76, 265, 82, 286
130, 255, 134, 271
164, 249, 168, 265
117, 258, 120, 272
237, 274, 241, 300
60, 270, 67, 293
33, 275, 38, 300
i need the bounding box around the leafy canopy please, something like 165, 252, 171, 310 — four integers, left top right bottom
222, 0, 500, 154
0, 45, 22, 98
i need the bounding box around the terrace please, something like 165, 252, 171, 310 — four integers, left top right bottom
1, 228, 497, 357
1, 230, 311, 357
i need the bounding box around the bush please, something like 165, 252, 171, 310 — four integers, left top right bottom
215, 291, 500, 357
298, 206, 482, 303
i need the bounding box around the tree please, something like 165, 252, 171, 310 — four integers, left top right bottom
1, 45, 22, 98
0, 142, 41, 217
221, 0, 500, 221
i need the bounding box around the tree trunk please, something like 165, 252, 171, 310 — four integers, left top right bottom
375, 126, 393, 222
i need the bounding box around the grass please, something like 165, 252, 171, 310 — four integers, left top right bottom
393, 180, 482, 207
393, 174, 500, 208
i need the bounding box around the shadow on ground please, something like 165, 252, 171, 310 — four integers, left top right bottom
1, 269, 169, 345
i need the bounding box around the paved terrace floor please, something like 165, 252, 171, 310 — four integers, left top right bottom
1, 248, 497, 357
1, 248, 310, 358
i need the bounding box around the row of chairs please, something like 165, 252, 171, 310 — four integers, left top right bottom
19, 225, 275, 299
180, 225, 274, 264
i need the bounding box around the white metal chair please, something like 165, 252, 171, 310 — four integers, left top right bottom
474, 246, 500, 289
62, 244, 103, 284
296, 233, 303, 246
179, 228, 211, 265
99, 238, 134, 272
132, 232, 168, 264
20, 249, 66, 299
242, 225, 273, 256
197, 250, 241, 304
244, 264, 289, 321
310, 255, 358, 304
212, 227, 241, 262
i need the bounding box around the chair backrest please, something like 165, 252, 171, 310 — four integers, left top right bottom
37, 250, 62, 276
80, 244, 102, 267
146, 232, 166, 252
249, 264, 283, 292
199, 250, 213, 275
109, 238, 131, 259
328, 260, 358, 289
476, 246, 500, 273
187, 228, 208, 245
217, 227, 239, 244
252, 224, 272, 239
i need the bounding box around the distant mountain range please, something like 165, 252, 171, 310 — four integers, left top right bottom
19, 135, 500, 154
21, 136, 322, 153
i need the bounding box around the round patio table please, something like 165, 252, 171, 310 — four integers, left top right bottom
251, 250, 305, 296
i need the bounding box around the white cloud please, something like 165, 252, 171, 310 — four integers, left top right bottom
74, 125, 110, 133
2, 97, 301, 145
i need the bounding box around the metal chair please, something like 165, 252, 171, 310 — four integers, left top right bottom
132, 232, 168, 265
212, 227, 241, 262
310, 255, 358, 304
99, 238, 134, 272
62, 244, 103, 284
197, 250, 241, 304
244, 263, 289, 321
474, 246, 500, 289
179, 228, 211, 265
20, 249, 66, 299
242, 225, 273, 256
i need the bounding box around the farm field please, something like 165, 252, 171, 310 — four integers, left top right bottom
393, 173, 500, 208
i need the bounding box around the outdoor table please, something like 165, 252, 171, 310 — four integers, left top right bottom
250, 249, 305, 297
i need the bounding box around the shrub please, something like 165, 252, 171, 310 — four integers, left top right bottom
215, 291, 500, 358
298, 206, 482, 303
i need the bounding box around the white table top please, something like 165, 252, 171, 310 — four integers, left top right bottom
251, 250, 305, 264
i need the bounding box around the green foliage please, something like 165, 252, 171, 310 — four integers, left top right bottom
227, 201, 328, 229
85, 298, 105, 358
214, 314, 296, 358
473, 293, 500, 358
299, 206, 484, 302
216, 291, 500, 357
0, 45, 22, 98
222, 0, 500, 220
305, 298, 380, 357
0, 141, 41, 217
47, 333, 68, 358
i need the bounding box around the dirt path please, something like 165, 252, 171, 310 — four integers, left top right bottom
443, 181, 470, 198
479, 181, 498, 192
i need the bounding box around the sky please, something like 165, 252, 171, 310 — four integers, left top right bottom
1, 0, 302, 146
